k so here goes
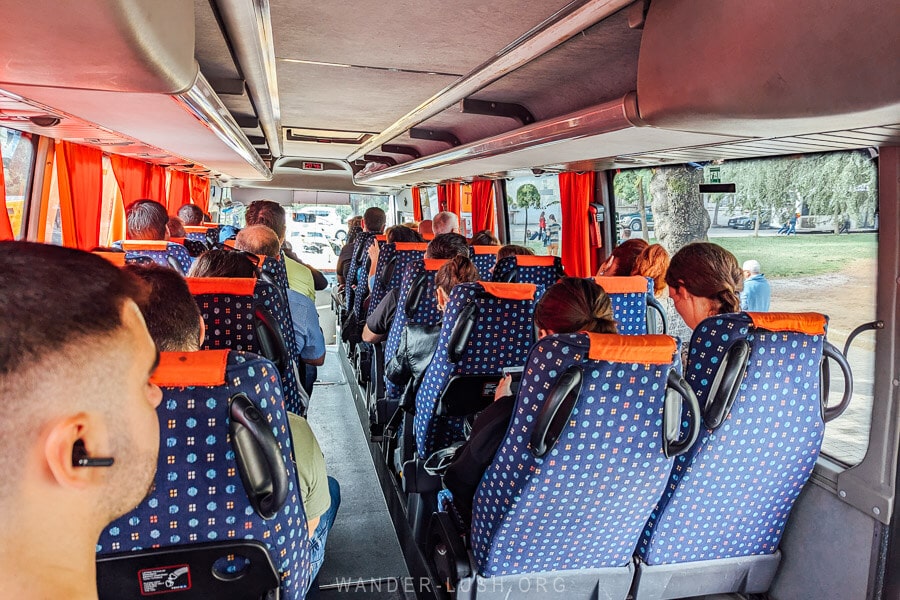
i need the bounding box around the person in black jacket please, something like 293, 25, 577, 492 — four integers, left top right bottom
443, 277, 619, 526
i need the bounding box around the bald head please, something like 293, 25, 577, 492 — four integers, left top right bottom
235, 225, 281, 258
433, 212, 459, 235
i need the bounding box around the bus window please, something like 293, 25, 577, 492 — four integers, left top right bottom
613, 152, 878, 466
505, 174, 562, 256
1, 127, 35, 239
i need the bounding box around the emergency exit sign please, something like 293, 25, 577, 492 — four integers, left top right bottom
708, 167, 721, 183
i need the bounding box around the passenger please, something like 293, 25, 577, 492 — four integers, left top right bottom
433, 211, 460, 235
125, 262, 337, 581
166, 216, 187, 239
740, 259, 771, 311
384, 255, 480, 408
497, 243, 534, 261
596, 238, 649, 276
470, 229, 500, 246
632, 243, 670, 298
0, 241, 161, 599
244, 200, 327, 299
665, 242, 743, 359
362, 233, 469, 344
366, 224, 425, 290
545, 214, 561, 255
336, 216, 363, 286
235, 226, 327, 371
419, 219, 434, 236
126, 199, 169, 240
177, 203, 205, 226
443, 277, 617, 526
188, 248, 258, 278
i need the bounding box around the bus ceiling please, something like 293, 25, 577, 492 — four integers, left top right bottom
0, 0, 897, 190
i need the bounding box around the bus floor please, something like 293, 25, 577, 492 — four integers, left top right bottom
305, 344, 415, 599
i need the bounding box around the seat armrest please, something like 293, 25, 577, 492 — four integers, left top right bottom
402, 458, 443, 493
428, 511, 472, 587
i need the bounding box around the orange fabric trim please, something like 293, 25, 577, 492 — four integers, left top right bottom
223, 239, 236, 248
394, 242, 429, 252
593, 276, 650, 295
424, 258, 448, 271
375, 234, 387, 242
516, 255, 556, 267
151, 350, 229, 387
186, 277, 257, 296
120, 240, 171, 251
478, 282, 537, 300
184, 225, 213, 234
748, 312, 827, 335
585, 333, 677, 365
202, 222, 219, 228
422, 233, 435, 241
471, 245, 502, 255
168, 237, 185, 245
94, 252, 126, 267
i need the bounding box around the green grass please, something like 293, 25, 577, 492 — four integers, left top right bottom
709, 233, 877, 278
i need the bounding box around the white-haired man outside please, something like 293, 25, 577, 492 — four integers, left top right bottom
740, 259, 771, 311
433, 211, 460, 235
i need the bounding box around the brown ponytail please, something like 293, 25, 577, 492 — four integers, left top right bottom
535, 277, 618, 334
665, 242, 743, 315
434, 254, 479, 296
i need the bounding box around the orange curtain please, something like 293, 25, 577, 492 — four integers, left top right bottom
445, 182, 461, 219
168, 171, 192, 215
110, 155, 151, 207
148, 165, 167, 210
412, 187, 422, 221
436, 184, 447, 212
559, 171, 595, 278
0, 141, 12, 240
189, 175, 210, 213
470, 180, 495, 234
59, 141, 103, 250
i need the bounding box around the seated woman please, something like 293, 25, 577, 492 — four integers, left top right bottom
596, 238, 649, 276
442, 277, 618, 526
664, 242, 743, 360
470, 229, 500, 246
384, 255, 479, 410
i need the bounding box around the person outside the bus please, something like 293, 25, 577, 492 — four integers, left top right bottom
128, 261, 338, 581
740, 259, 771, 311
433, 211, 460, 235
545, 214, 561, 255
443, 277, 617, 526
538, 211, 547, 239
0, 242, 161, 600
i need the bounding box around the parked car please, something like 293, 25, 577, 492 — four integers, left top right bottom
618, 210, 654, 231
292, 206, 348, 240
728, 215, 770, 230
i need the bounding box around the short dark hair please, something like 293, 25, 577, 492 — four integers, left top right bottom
245, 200, 287, 240
167, 217, 186, 238
0, 242, 147, 377
385, 224, 424, 244
188, 249, 259, 278
235, 225, 281, 258
177, 203, 205, 226
470, 230, 499, 246
425, 233, 469, 259
363, 207, 386, 234
535, 277, 617, 335
126, 199, 169, 240
124, 264, 202, 352
497, 244, 534, 261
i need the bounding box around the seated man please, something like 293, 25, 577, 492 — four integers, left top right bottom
0, 241, 162, 599
433, 211, 460, 235
335, 216, 362, 287
244, 200, 327, 299
126, 199, 170, 240
126, 262, 338, 581
177, 203, 206, 226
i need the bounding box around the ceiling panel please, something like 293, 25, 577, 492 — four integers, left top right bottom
270, 0, 575, 75
194, 0, 241, 81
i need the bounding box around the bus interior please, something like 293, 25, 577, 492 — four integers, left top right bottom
1, 1, 899, 599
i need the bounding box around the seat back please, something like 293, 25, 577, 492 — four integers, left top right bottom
117, 240, 193, 275
187, 277, 308, 415
470, 333, 684, 577
639, 312, 829, 565
490, 254, 564, 290
344, 232, 376, 315
367, 242, 429, 319
183, 224, 215, 244
382, 258, 447, 401
594, 275, 655, 335
414, 281, 540, 458
469, 245, 501, 278
96, 350, 311, 600
93, 251, 154, 267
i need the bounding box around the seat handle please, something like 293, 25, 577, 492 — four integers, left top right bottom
663, 370, 702, 458
448, 303, 477, 363
646, 294, 668, 334
822, 341, 854, 422
530, 365, 584, 458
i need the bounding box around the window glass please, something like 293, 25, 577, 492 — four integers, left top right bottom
612, 151, 878, 465
504, 174, 562, 256
1, 127, 35, 239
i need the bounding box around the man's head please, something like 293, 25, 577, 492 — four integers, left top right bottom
245, 200, 287, 243
433, 211, 460, 235
742, 259, 762, 278
362, 207, 386, 234
126, 199, 169, 240
167, 217, 186, 238
0, 242, 161, 541
177, 203, 206, 226
124, 264, 204, 352
235, 224, 282, 258
425, 233, 469, 259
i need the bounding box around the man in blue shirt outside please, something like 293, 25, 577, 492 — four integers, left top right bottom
740, 259, 771, 311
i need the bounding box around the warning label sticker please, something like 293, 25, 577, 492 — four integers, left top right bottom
138, 564, 192, 595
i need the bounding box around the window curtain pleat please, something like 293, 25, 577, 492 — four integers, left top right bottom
148, 165, 167, 210
412, 187, 422, 222
189, 175, 210, 213
559, 171, 595, 278
0, 141, 12, 240
168, 171, 192, 214
436, 184, 447, 212
470, 180, 495, 235
445, 182, 461, 219
110, 155, 151, 207
59, 141, 103, 250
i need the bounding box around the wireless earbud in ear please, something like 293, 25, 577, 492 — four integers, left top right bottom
71, 440, 115, 468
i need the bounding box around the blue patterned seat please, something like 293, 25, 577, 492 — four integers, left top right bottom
432, 333, 696, 599
96, 350, 311, 600
490, 254, 564, 291
187, 277, 308, 416
367, 242, 429, 319
343, 232, 376, 315
413, 281, 541, 459
634, 312, 832, 599
594, 275, 659, 335
116, 240, 193, 275
469, 245, 501, 278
